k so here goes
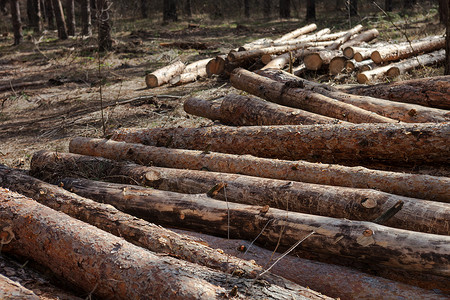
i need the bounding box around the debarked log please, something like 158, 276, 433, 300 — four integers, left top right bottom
386, 49, 446, 78
0, 188, 328, 300
145, 60, 185, 88
230, 68, 396, 123
0, 274, 39, 300
273, 23, 318, 43
68, 137, 450, 202
50, 178, 450, 278
339, 29, 380, 51
29, 152, 450, 236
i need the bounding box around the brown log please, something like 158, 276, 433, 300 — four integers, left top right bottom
0, 188, 327, 300
342, 75, 450, 109
262, 47, 325, 70
0, 274, 39, 300
109, 123, 450, 166
205, 55, 226, 77
303, 50, 342, 70
43, 177, 450, 278
230, 68, 396, 123
145, 60, 185, 88
339, 29, 380, 50
69, 137, 450, 202
371, 36, 445, 64
257, 68, 450, 123
329, 56, 347, 75
273, 23, 317, 43
30, 151, 450, 236
0, 164, 277, 280
386, 49, 446, 78
325, 24, 363, 50
184, 95, 345, 125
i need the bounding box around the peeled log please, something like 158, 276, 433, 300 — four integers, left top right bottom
205, 55, 226, 77
339, 29, 379, 50
0, 188, 326, 300
230, 68, 396, 123
343, 46, 370, 59
342, 75, 450, 109
345, 59, 375, 72
329, 56, 347, 75
273, 23, 317, 43
270, 28, 331, 46
357, 64, 395, 84
145, 60, 185, 88
184, 95, 345, 125
30, 151, 450, 236
304, 50, 342, 70
386, 49, 446, 78
109, 123, 450, 166
257, 68, 450, 123
0, 274, 39, 300
326, 24, 363, 50
68, 137, 450, 202
49, 177, 450, 278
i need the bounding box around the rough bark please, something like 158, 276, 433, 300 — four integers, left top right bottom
325, 24, 363, 50
80, 0, 92, 36
257, 68, 450, 123
342, 75, 450, 109
9, 0, 22, 45
371, 36, 445, 64
440, 0, 449, 24
145, 60, 186, 88
30, 151, 450, 236
32, 177, 450, 279
68, 137, 450, 203
51, 0, 67, 40
274, 23, 317, 43
97, 0, 113, 51
184, 94, 346, 125
65, 0, 75, 36
0, 274, 39, 300
304, 50, 342, 70
0, 188, 326, 300
386, 49, 446, 77
230, 68, 397, 123
340, 29, 379, 50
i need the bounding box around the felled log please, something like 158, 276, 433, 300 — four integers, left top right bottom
325, 24, 363, 50
184, 94, 344, 125
0, 164, 273, 279
238, 37, 273, 51
109, 123, 450, 166
343, 46, 370, 59
30, 151, 450, 236
0, 188, 326, 300
261, 52, 291, 69
329, 56, 347, 75
48, 178, 450, 278
145, 60, 185, 88
68, 137, 450, 202
357, 64, 395, 83
169, 72, 199, 86
339, 28, 379, 50
273, 23, 317, 43
342, 75, 450, 109
0, 274, 39, 300
345, 59, 375, 72
371, 36, 445, 64
386, 49, 446, 77
230, 68, 396, 123
257, 68, 450, 123
304, 50, 343, 70
271, 28, 331, 46
205, 55, 226, 77
183, 57, 211, 76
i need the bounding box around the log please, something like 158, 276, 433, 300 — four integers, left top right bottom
262, 47, 325, 70
270, 28, 331, 46
0, 164, 275, 280
371, 36, 445, 64
343, 46, 370, 59
257, 68, 450, 123
230, 68, 396, 123
239, 37, 273, 51
184, 95, 345, 125
47, 177, 450, 278
69, 137, 450, 202
329, 56, 347, 75
386, 49, 446, 78
109, 123, 450, 166
353, 47, 374, 62
183, 58, 211, 76
0, 188, 327, 300
345, 59, 375, 72
357, 64, 395, 84
303, 50, 343, 70
339, 29, 379, 50
325, 24, 363, 50
169, 72, 199, 86
205, 55, 226, 77
0, 274, 39, 300
273, 23, 317, 43
342, 75, 450, 109
145, 60, 185, 88
30, 151, 450, 236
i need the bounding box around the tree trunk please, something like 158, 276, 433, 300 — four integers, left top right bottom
257, 68, 450, 123
263, 0, 270, 18
145, 60, 186, 88
9, 0, 22, 45
325, 24, 363, 50
163, 0, 177, 22
44, 0, 55, 29
0, 274, 39, 300
0, 164, 287, 283
51, 0, 68, 39
279, 0, 290, 18
28, 0, 42, 33
30, 151, 450, 236
343, 46, 371, 60
340, 29, 379, 50
65, 0, 75, 36
97, 0, 112, 51
0, 0, 7, 14
108, 123, 450, 166
385, 0, 392, 11
230, 68, 396, 123
0, 188, 326, 300
306, 0, 315, 21
357, 64, 394, 83
140, 0, 147, 18
386, 49, 446, 78
184, 0, 191, 17
80, 0, 92, 36
244, 0, 250, 17
184, 94, 346, 125
34, 177, 450, 279
273, 23, 317, 43
350, 0, 357, 16
303, 50, 342, 70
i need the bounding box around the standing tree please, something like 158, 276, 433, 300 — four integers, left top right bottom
335, 0, 343, 10
9, 0, 22, 45
306, 0, 315, 20
279, 0, 290, 18
244, 0, 250, 18
27, 0, 43, 32
403, 0, 417, 9
350, 0, 357, 16
97, 0, 112, 51
81, 0, 91, 35
44, 0, 55, 29
163, 0, 177, 22
51, 0, 68, 39
263, 0, 270, 18
184, 0, 191, 17
66, 0, 75, 35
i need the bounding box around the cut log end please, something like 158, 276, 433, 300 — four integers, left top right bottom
145, 74, 158, 88
387, 67, 401, 78
354, 52, 364, 62
304, 53, 323, 70
371, 51, 382, 64
357, 73, 369, 84
329, 57, 347, 75
343, 47, 354, 59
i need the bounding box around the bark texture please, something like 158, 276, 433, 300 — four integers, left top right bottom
0, 274, 39, 300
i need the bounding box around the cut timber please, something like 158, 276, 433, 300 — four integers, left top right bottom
343, 46, 370, 59
31, 151, 450, 236
371, 36, 445, 64
326, 24, 363, 50
340, 29, 380, 50
271, 28, 331, 46
0, 188, 327, 300
387, 49, 446, 78
345, 59, 375, 72
145, 60, 185, 88
329, 56, 347, 75
0, 164, 276, 280
205, 55, 226, 77
183, 58, 211, 76
0, 274, 39, 300
109, 123, 450, 166
357, 64, 395, 84
257, 68, 450, 123
239, 37, 273, 51
169, 72, 199, 86
354, 47, 374, 61
69, 137, 450, 202
343, 75, 450, 109
46, 178, 450, 278
304, 50, 342, 70
273, 23, 317, 43
230, 68, 396, 123
261, 52, 290, 69
184, 95, 345, 125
